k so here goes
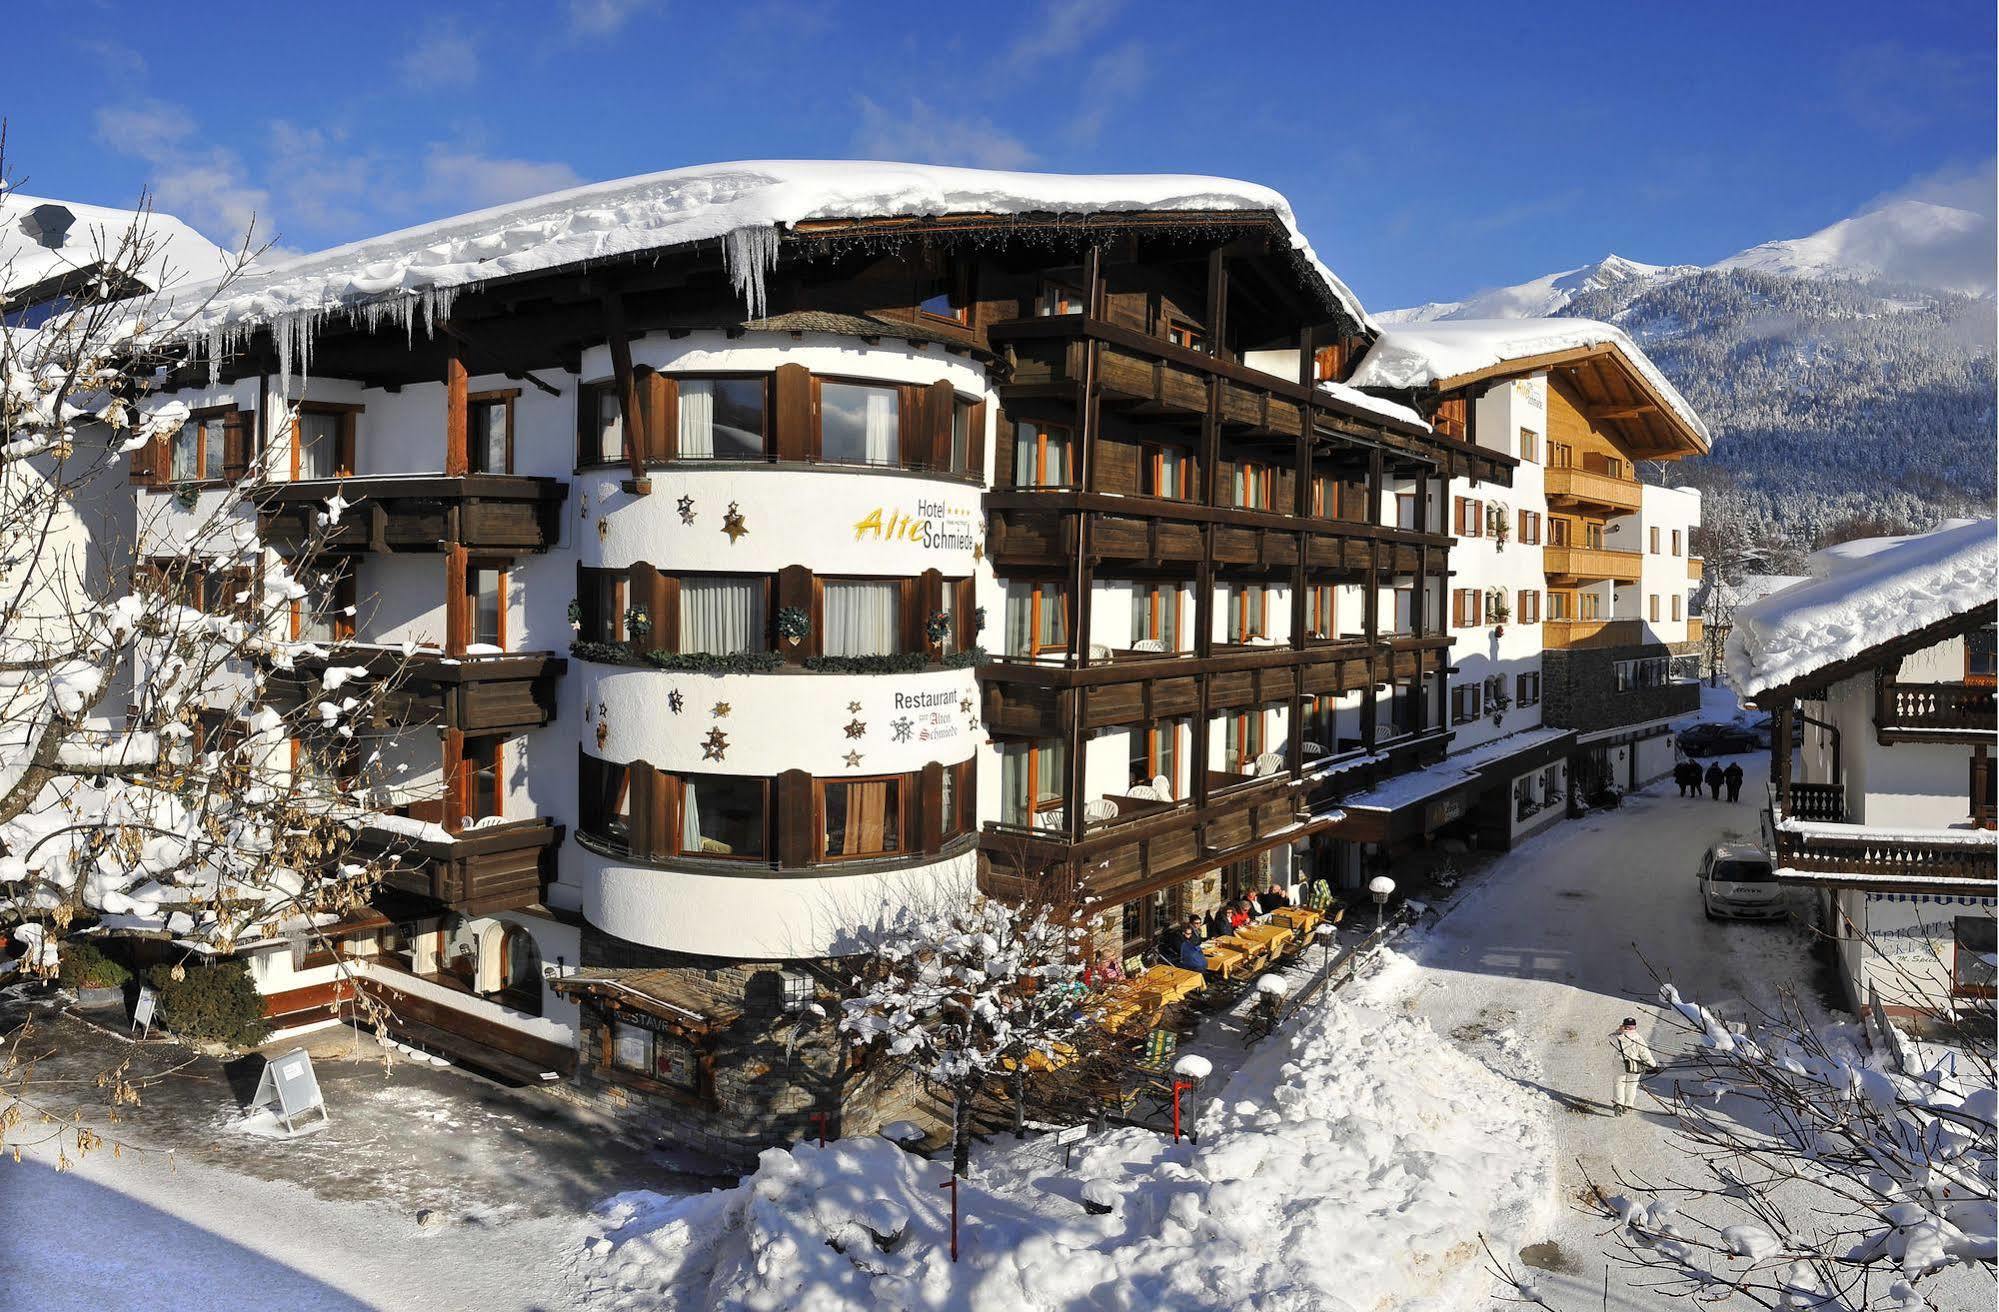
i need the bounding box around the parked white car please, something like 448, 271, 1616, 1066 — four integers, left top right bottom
1698, 843, 1784, 921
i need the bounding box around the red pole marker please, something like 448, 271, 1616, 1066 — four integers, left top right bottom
1171, 1079, 1194, 1143
809, 1111, 829, 1147
939, 1176, 960, 1262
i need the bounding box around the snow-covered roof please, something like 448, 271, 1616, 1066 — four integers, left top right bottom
1726, 519, 1997, 698
1346, 317, 1709, 447
0, 191, 230, 296
1332, 727, 1574, 814
158, 160, 1373, 374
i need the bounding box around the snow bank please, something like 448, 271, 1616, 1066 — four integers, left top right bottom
1726, 518, 1997, 698
157, 160, 1373, 381
1346, 316, 1708, 443
573, 999, 1554, 1311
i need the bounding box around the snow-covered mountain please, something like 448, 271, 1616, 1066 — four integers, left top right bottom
1379, 202, 1998, 547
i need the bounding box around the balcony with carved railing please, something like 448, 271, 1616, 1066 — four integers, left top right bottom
1785, 780, 1848, 822
1543, 466, 1643, 513
1875, 681, 1997, 742
1771, 822, 1995, 889
1542, 544, 1642, 583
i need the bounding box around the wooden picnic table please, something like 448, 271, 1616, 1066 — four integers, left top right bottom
1210, 932, 1272, 966
1134, 964, 1205, 1002
1201, 941, 1251, 978
1235, 923, 1295, 956
1270, 905, 1324, 936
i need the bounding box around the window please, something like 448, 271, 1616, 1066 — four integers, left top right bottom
820, 381, 900, 466
581, 753, 632, 849
1951, 917, 1996, 998
1613, 657, 1671, 691
1231, 461, 1273, 510
1130, 720, 1184, 793
171, 411, 229, 482
949, 398, 975, 474
1649, 594, 1661, 623
1517, 589, 1541, 624
1671, 595, 1682, 622
1012, 421, 1075, 487
918, 276, 968, 326
1001, 740, 1065, 826
1454, 496, 1483, 538
820, 776, 903, 859
1518, 510, 1541, 545
1671, 530, 1683, 556
679, 377, 768, 460
1303, 695, 1337, 754
1451, 684, 1482, 724
822, 580, 900, 657
1518, 428, 1539, 463
463, 737, 503, 823
1452, 587, 1484, 629
584, 382, 624, 464
1583, 522, 1605, 549
1307, 584, 1337, 639
1310, 474, 1344, 518
1649, 527, 1660, 554
1166, 320, 1204, 351
470, 565, 505, 649
295, 563, 354, 644
580, 567, 626, 645
1516, 672, 1542, 706
1006, 582, 1068, 658
1548, 517, 1571, 547
1226, 584, 1269, 642
939, 759, 975, 840
1225, 709, 1265, 772
1548, 591, 1572, 621
1603, 457, 1628, 480
1143, 444, 1192, 499
1395, 493, 1419, 530
679, 774, 767, 859
1035, 282, 1085, 316
1975, 751, 1996, 828
1131, 583, 1181, 650
1578, 590, 1602, 620
1549, 442, 1573, 469
295, 409, 347, 480
680, 576, 768, 654
468, 394, 512, 474
611, 1018, 698, 1090
1968, 626, 1997, 684
1393, 587, 1414, 634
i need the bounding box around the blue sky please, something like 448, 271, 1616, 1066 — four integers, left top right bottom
12, 0, 1994, 309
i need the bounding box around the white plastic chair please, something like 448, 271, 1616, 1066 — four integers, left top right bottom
1082, 799, 1118, 824
1088, 643, 1112, 662
1130, 637, 1166, 653
1124, 784, 1160, 802
1150, 774, 1172, 800
1252, 751, 1284, 777
1034, 808, 1066, 831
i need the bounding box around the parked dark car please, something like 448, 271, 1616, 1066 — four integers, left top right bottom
1746, 715, 1774, 749
1678, 723, 1760, 757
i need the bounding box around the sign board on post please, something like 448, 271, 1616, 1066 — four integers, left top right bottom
131, 985, 157, 1037
249, 1047, 330, 1135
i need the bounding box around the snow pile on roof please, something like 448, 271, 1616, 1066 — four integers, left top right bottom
1334, 727, 1573, 814
158, 160, 1372, 380
1317, 376, 1427, 430
1347, 317, 1709, 444
0, 191, 231, 295
574, 996, 1554, 1310
1727, 519, 1997, 697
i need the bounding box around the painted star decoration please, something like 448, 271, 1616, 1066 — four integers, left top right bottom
667, 690, 684, 714
721, 501, 749, 543
712, 701, 731, 718
844, 718, 866, 739
959, 697, 974, 717
847, 701, 862, 715
891, 716, 913, 744
701, 728, 729, 761
676, 494, 696, 525
842, 749, 864, 769
972, 542, 984, 563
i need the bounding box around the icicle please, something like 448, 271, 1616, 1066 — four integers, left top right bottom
723, 225, 781, 319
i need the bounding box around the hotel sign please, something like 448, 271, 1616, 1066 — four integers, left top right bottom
852, 499, 979, 553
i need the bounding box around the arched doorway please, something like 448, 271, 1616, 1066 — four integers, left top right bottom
497, 924, 543, 1015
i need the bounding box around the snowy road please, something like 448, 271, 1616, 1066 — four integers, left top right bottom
1382, 752, 1837, 1306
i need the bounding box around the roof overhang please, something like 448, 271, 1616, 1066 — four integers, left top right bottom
1436, 343, 1708, 461
1746, 602, 1998, 706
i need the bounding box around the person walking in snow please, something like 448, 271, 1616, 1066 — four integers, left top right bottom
1724, 761, 1744, 802
1704, 762, 1725, 799
1610, 1017, 1658, 1115
1673, 761, 1694, 797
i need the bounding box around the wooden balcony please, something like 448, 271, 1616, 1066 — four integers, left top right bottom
1542, 544, 1642, 583
279, 649, 566, 733
359, 817, 562, 915
1785, 781, 1848, 822
1543, 466, 1642, 512
1542, 618, 1648, 650
983, 496, 1447, 575
258, 475, 567, 555
1687, 556, 1704, 582
1771, 822, 1995, 890
1876, 682, 1997, 742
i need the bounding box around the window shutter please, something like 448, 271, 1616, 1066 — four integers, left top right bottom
919, 761, 944, 853
578, 750, 602, 834
773, 364, 813, 462
967, 401, 987, 481
131, 425, 164, 485
926, 379, 955, 472
628, 762, 657, 858
629, 562, 664, 652
575, 384, 592, 468
776, 769, 814, 867
221, 411, 250, 482
898, 578, 922, 654
641, 368, 676, 464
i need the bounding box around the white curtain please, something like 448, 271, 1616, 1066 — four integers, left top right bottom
1006, 583, 1031, 656
863, 388, 896, 464
678, 380, 716, 458
824, 581, 897, 656
681, 577, 764, 654
596, 391, 624, 463
681, 778, 702, 850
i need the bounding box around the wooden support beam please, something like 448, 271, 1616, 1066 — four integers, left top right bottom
433, 320, 563, 397
444, 343, 469, 477
601, 294, 650, 491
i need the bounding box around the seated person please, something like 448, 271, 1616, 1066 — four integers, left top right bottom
1206, 906, 1230, 939
1256, 883, 1290, 914
1175, 927, 1210, 974
1087, 953, 1124, 986
1225, 900, 1251, 931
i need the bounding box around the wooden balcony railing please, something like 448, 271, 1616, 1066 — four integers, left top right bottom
1541, 619, 1648, 650
1543, 466, 1643, 512
276, 648, 566, 733
258, 475, 568, 555
1876, 682, 1997, 738
359, 817, 562, 915
1542, 544, 1643, 582
1785, 781, 1848, 822
1773, 824, 1995, 885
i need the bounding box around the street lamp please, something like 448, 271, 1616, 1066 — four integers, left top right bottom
1367, 875, 1396, 933
1315, 923, 1337, 1008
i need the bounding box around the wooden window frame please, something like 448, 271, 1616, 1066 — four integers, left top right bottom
1671, 530, 1683, 557
1649, 526, 1661, 555
1671, 594, 1682, 622
576, 379, 626, 468
1518, 428, 1539, 463
672, 372, 774, 462
1967, 625, 1998, 686
291, 401, 359, 481
1134, 582, 1181, 650
1229, 583, 1269, 642
460, 736, 504, 826
292, 562, 357, 643
941, 758, 976, 841
466, 560, 509, 651
1232, 460, 1274, 511
1307, 584, 1337, 640
1548, 590, 1572, 621
1013, 419, 1076, 488
1454, 496, 1483, 538
171, 406, 236, 485
1165, 319, 1205, 352
1549, 517, 1572, 547
1016, 581, 1070, 658
1583, 521, 1605, 549
1231, 709, 1265, 768
1138, 720, 1184, 796
466, 389, 517, 475
1519, 510, 1541, 545
1579, 590, 1602, 621
814, 774, 909, 863
813, 376, 912, 470
1310, 474, 1342, 518
1516, 672, 1542, 706
1649, 594, 1661, 623
1549, 441, 1573, 469
1009, 740, 1066, 822
672, 772, 771, 862
813, 575, 911, 658
671, 572, 774, 655
1142, 443, 1193, 500
1036, 281, 1086, 316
